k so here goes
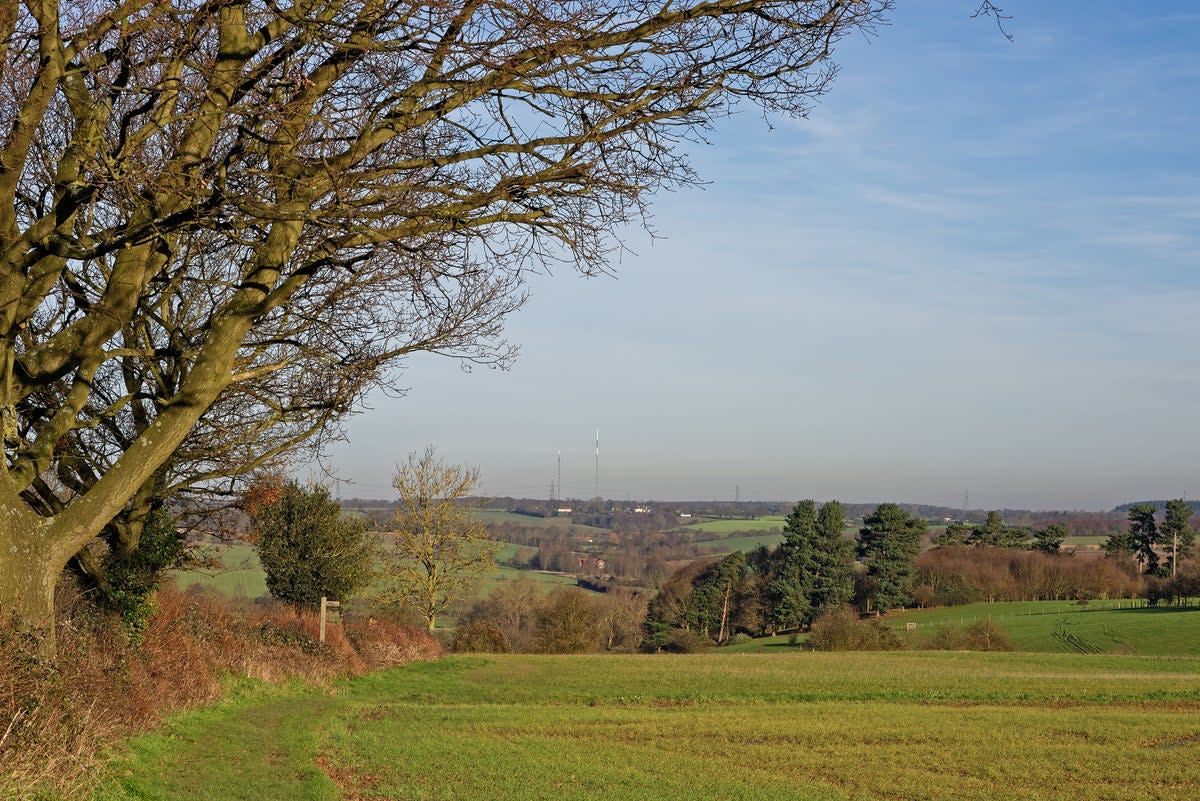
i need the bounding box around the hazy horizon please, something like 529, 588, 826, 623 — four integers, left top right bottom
323, 3, 1200, 513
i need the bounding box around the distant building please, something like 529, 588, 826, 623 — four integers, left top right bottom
577, 556, 607, 572
556, 507, 573, 514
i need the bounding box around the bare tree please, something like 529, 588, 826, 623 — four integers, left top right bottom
0, 0, 888, 650
386, 446, 499, 632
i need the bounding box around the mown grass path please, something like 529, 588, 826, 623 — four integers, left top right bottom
97, 652, 1200, 801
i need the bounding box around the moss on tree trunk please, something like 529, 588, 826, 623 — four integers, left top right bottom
0, 523, 60, 654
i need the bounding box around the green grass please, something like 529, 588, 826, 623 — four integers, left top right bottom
173, 543, 268, 599
724, 600, 1200, 656
887, 600, 1200, 656
476, 566, 579, 597
698, 532, 785, 553
684, 515, 786, 536
474, 509, 612, 536
1065, 535, 1109, 547
173, 540, 578, 610
96, 651, 1200, 801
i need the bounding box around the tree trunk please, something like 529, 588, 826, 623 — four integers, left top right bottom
0, 287, 268, 658
718, 584, 731, 644
0, 519, 63, 655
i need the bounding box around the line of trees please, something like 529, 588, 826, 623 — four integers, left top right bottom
1104, 500, 1195, 576
912, 547, 1141, 606
248, 449, 501, 633
933, 511, 1030, 548
642, 495, 1200, 648
644, 501, 930, 646
454, 579, 648, 654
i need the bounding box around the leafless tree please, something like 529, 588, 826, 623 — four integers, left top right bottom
387, 446, 499, 632
0, 0, 887, 650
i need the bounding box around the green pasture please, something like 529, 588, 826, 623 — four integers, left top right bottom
684, 515, 786, 536
888, 600, 1200, 656
697, 531, 785, 554
172, 540, 577, 610
1065, 535, 1108, 548
97, 651, 1200, 801
475, 509, 612, 536
687, 516, 862, 547
726, 600, 1200, 657
476, 566, 580, 598
495, 541, 531, 563
173, 543, 267, 600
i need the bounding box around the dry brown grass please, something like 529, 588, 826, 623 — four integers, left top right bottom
0, 583, 441, 801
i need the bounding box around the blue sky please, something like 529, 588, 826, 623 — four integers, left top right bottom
323, 2, 1200, 511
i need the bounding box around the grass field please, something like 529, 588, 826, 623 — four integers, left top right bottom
172, 539, 579, 610
684, 515, 786, 535
96, 650, 1200, 801
725, 601, 1200, 656
690, 519, 871, 556
888, 601, 1200, 656
476, 566, 580, 597
475, 509, 612, 536
172, 543, 267, 599
1065, 535, 1108, 548
697, 531, 786, 553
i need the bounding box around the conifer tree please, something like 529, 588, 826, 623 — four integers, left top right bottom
767, 500, 817, 629
1125, 504, 1163, 573
1032, 523, 1067, 554
809, 501, 855, 615
1162, 499, 1195, 577
858, 504, 926, 613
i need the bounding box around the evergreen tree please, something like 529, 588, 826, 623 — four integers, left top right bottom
809, 501, 855, 615
857, 504, 926, 613
1162, 499, 1195, 576
1102, 528, 1136, 559
968, 511, 1027, 548
767, 500, 817, 629
932, 523, 970, 547
968, 511, 1005, 545
252, 481, 376, 609
1032, 523, 1067, 554
1126, 504, 1163, 573
692, 552, 750, 644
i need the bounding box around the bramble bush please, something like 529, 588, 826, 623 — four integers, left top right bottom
807, 606, 903, 651
1, 583, 440, 801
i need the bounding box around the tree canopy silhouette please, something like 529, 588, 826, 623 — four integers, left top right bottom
0, 0, 887, 649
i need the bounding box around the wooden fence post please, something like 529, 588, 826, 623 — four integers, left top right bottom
319, 597, 342, 642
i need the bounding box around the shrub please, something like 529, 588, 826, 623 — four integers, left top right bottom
100, 509, 188, 642
807, 606, 903, 651
661, 628, 712, 654
532, 589, 601, 654
924, 625, 968, 651
922, 620, 1014, 652
1, 582, 439, 801
962, 619, 1014, 651
251, 481, 376, 609
452, 620, 512, 653
0, 618, 114, 801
